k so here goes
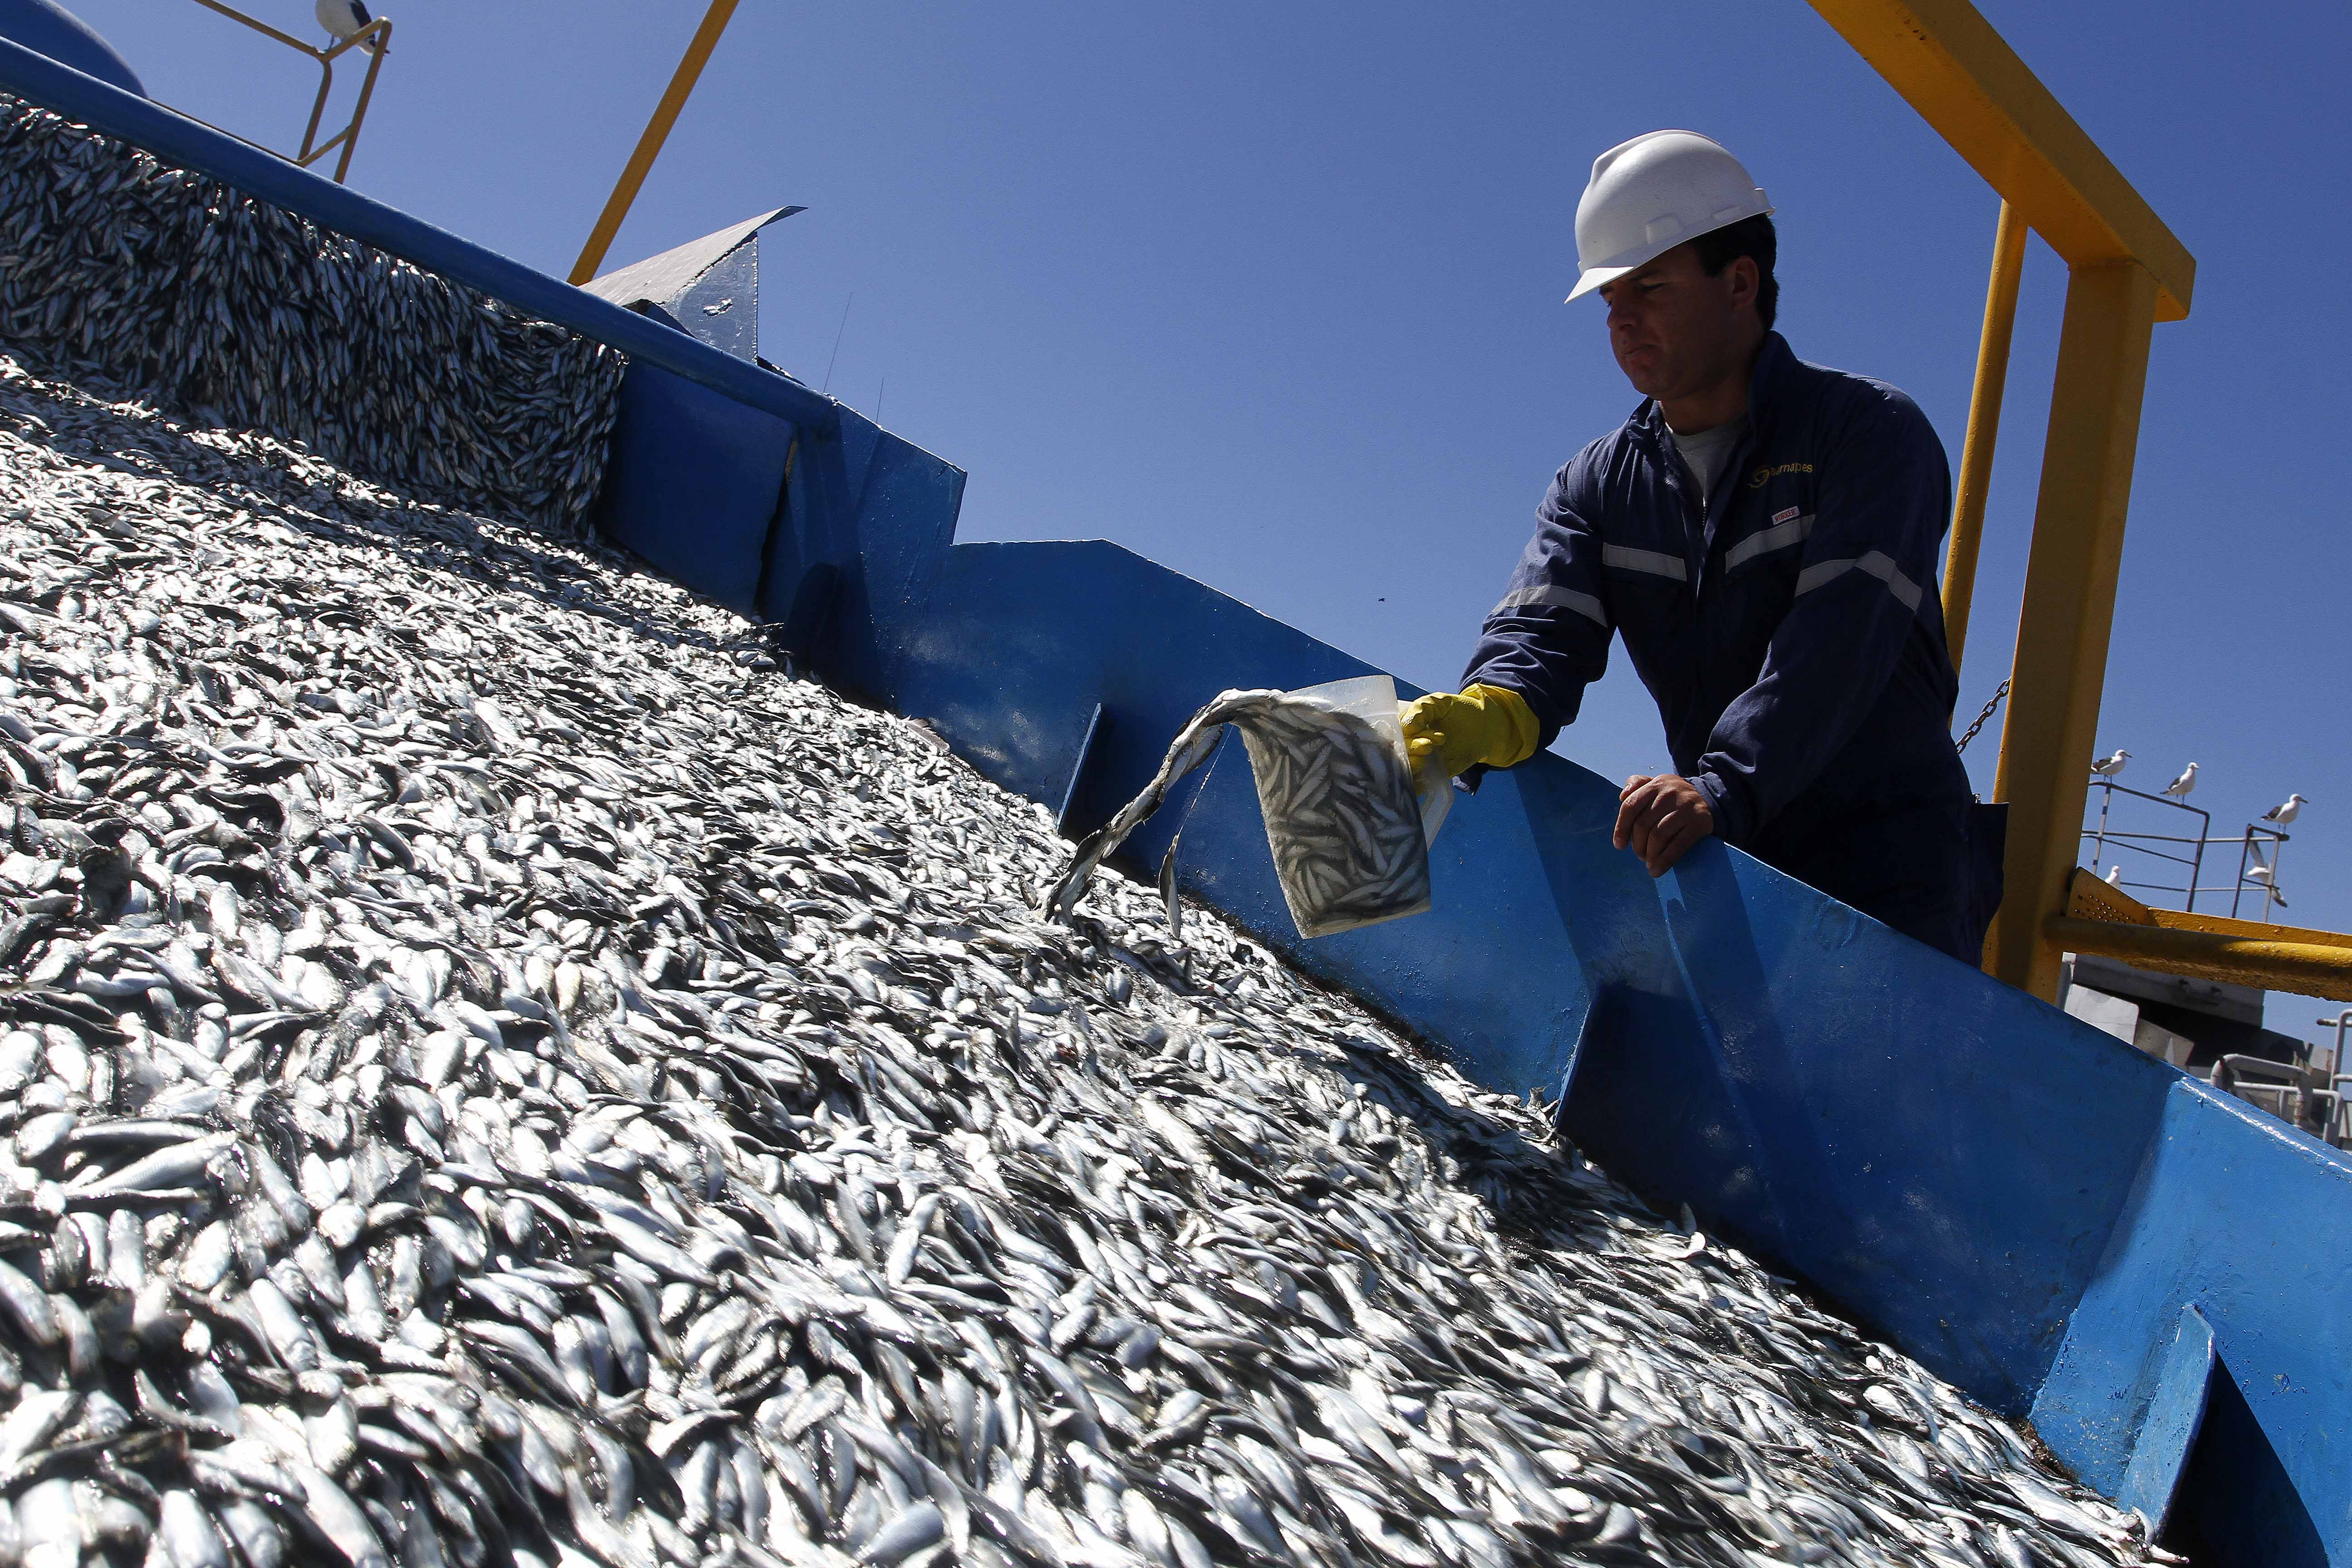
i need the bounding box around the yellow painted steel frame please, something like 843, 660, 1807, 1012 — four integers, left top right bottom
568, 0, 742, 287
2058, 870, 2352, 1003
185, 0, 391, 186
1801, 0, 2336, 1002
1940, 199, 2023, 672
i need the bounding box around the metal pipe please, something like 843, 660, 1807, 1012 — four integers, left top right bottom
2048, 916, 2352, 1004
2088, 775, 2112, 872
1943, 200, 2027, 671
568, 0, 740, 286
330, 24, 391, 184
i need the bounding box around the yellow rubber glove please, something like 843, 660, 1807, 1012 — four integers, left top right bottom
1401, 683, 1539, 778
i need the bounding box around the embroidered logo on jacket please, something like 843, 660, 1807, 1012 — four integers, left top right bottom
1747, 462, 1815, 489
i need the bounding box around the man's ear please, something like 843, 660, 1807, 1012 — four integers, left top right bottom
1726, 255, 1759, 312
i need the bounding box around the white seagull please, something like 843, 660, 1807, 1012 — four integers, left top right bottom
2091, 749, 2132, 778
2262, 793, 2307, 826
2161, 762, 2199, 800
2247, 864, 2288, 908
2105, 865, 2124, 887
315, 0, 382, 50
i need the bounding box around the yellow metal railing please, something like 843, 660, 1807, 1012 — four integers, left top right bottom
1809, 1, 2352, 1005
1940, 199, 2024, 673
568, 0, 741, 286
184, 0, 391, 185
2054, 871, 2352, 1004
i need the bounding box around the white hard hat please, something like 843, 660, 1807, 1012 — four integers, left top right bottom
1566, 130, 1773, 303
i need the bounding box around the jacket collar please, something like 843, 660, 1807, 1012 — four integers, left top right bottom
1628, 331, 1795, 586
1629, 329, 1795, 445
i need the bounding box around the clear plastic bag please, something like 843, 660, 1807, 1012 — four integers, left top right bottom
1235, 675, 1446, 937
1042, 675, 1450, 941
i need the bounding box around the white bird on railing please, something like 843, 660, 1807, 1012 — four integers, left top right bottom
2161, 762, 2199, 800
2263, 793, 2307, 825
316, 0, 382, 51
2105, 865, 2124, 887
2091, 749, 2131, 778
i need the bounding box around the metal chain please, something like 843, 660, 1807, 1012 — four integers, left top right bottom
1955, 678, 2010, 753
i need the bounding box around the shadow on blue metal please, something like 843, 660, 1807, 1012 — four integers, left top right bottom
594, 361, 795, 614
2115, 1303, 2214, 1535
1055, 704, 1108, 833
0, 20, 2345, 1560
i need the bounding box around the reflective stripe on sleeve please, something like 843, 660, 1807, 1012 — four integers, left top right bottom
1793, 549, 1923, 612
1490, 583, 1609, 628
1722, 513, 1814, 570
1599, 544, 1688, 581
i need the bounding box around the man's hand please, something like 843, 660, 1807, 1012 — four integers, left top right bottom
1614, 774, 1715, 876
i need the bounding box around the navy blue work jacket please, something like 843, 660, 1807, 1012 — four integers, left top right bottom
1463, 332, 1970, 865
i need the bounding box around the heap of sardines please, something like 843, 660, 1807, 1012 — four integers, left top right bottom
1045, 690, 1429, 941
0, 93, 625, 543
0, 111, 2164, 1568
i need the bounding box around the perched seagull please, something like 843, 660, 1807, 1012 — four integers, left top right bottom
2262, 793, 2308, 826
2161, 762, 2199, 800
2091, 749, 2132, 778
2105, 865, 2124, 887
316, 0, 382, 51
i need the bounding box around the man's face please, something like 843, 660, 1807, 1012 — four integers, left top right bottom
1597, 243, 1756, 402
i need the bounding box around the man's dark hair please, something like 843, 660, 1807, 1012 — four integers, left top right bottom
1693, 214, 1778, 331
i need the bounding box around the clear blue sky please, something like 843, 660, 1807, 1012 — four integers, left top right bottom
68, 0, 2352, 1046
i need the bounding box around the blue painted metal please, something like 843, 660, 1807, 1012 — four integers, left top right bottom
1055, 704, 1108, 832
0, 0, 140, 97
0, 34, 839, 436
592, 362, 794, 614
581, 207, 802, 365
669, 245, 760, 362
774, 406, 966, 699
2032, 1082, 2351, 1566
2116, 1303, 2215, 1533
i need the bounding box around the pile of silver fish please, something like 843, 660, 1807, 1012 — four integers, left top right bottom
0, 348, 2163, 1568
1046, 689, 1430, 942
0, 96, 625, 541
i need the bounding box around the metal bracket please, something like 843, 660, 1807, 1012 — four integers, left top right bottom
2116, 1303, 2216, 1534
1055, 704, 1108, 835
185, 0, 392, 184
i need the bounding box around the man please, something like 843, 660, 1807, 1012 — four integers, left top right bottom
1401, 130, 2000, 962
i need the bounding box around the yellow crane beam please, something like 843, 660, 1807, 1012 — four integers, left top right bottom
568, 0, 740, 287
1808, 0, 2192, 318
